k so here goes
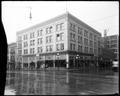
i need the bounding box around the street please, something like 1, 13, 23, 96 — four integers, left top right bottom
5, 70, 118, 95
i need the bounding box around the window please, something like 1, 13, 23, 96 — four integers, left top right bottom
56, 44, 60, 51
46, 28, 49, 34
49, 45, 53, 52
24, 49, 28, 54
56, 33, 64, 42
49, 36, 52, 43
89, 40, 93, 47
46, 26, 53, 34
37, 29, 42, 37
60, 23, 64, 30
30, 32, 35, 39
33, 40, 35, 46
84, 38, 88, 46
46, 35, 52, 43
37, 47, 43, 53
70, 23, 76, 32
78, 36, 83, 44
89, 33, 93, 40
84, 47, 88, 53
30, 48, 35, 54
89, 48, 93, 54
18, 50, 22, 55
46, 46, 49, 52
112, 49, 117, 52
56, 24, 59, 31
46, 45, 53, 52
94, 42, 97, 48
23, 41, 28, 47
33, 48, 35, 54
30, 40, 32, 46
111, 40, 117, 44
70, 43, 75, 51
73, 44, 75, 50
30, 40, 35, 46
56, 43, 64, 51
78, 45, 82, 52
94, 35, 97, 41
70, 33, 76, 42
18, 36, 22, 41
18, 43, 22, 49
84, 30, 88, 38
37, 38, 42, 45
94, 49, 97, 55
46, 36, 49, 43
49, 26, 53, 33
98, 41, 100, 47
78, 27, 83, 35
60, 33, 64, 41
56, 34, 60, 42
23, 34, 28, 40
111, 44, 117, 48
61, 43, 64, 50
56, 23, 64, 31
30, 48, 32, 54
110, 36, 117, 39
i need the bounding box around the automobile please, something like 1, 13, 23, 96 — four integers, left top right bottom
112, 60, 119, 72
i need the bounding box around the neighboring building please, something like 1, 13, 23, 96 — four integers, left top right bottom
16, 12, 102, 70
7, 43, 17, 70
103, 34, 119, 61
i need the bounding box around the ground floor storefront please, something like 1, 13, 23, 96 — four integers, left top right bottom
11, 51, 115, 72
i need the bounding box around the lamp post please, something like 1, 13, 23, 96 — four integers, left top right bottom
57, 53, 60, 70
76, 54, 80, 69
83, 56, 85, 72
36, 54, 39, 70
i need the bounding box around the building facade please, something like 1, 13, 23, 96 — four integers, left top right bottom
7, 43, 17, 70
16, 12, 102, 70
103, 34, 119, 61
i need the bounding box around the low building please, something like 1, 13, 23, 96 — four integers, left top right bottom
7, 43, 17, 70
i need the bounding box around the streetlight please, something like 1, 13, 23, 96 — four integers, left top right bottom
57, 53, 60, 70
76, 54, 80, 68
36, 54, 39, 70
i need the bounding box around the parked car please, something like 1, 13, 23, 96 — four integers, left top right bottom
112, 60, 119, 72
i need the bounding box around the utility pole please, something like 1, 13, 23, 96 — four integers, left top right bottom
29, 7, 32, 20
104, 29, 109, 48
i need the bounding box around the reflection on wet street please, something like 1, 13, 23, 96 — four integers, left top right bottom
5, 70, 118, 95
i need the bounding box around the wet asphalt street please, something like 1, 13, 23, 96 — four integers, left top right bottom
5, 70, 119, 95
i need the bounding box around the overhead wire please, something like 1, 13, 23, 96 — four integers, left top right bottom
88, 14, 118, 23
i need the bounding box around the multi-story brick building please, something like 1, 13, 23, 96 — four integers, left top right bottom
103, 34, 119, 61
16, 12, 102, 70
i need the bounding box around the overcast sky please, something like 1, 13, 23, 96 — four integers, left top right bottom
2, 1, 119, 44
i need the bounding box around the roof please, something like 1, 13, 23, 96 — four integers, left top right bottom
67, 12, 101, 36
16, 13, 67, 35
16, 12, 101, 36
8, 42, 17, 48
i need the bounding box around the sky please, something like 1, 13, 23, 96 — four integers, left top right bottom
2, 1, 119, 44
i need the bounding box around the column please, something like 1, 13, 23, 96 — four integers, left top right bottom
66, 54, 69, 69
35, 56, 37, 70
21, 57, 23, 70
44, 55, 46, 68
28, 57, 29, 70
53, 55, 55, 68
74, 56, 76, 69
